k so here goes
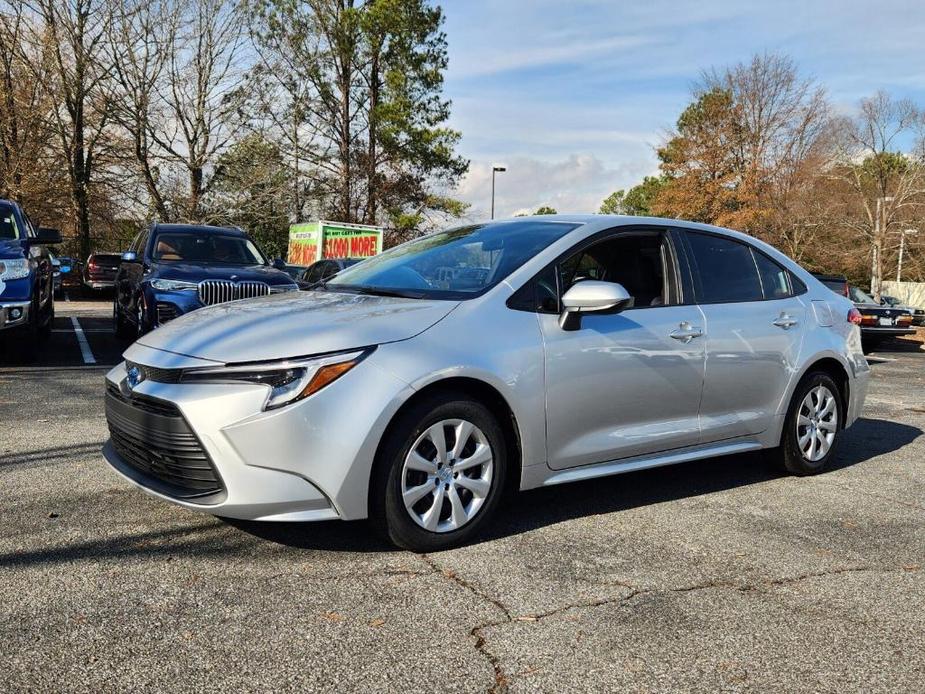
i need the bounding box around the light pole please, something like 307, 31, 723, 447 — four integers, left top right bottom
896, 228, 918, 282
490, 164, 506, 219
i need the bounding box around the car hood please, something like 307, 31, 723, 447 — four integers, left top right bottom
152, 262, 294, 285
136, 290, 459, 363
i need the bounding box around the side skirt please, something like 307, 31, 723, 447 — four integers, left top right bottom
540, 439, 764, 488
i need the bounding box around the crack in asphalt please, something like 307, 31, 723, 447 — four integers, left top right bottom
419, 559, 921, 693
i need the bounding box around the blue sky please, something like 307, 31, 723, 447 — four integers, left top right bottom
441, 0, 925, 219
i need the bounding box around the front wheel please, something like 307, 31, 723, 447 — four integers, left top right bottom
774, 372, 842, 476
113, 301, 133, 339
370, 394, 507, 551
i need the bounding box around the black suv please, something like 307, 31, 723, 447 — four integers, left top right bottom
114, 223, 298, 338
0, 199, 61, 354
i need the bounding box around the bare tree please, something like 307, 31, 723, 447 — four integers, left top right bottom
701, 53, 835, 254
829, 92, 925, 297
150, 0, 246, 221
0, 7, 70, 224
16, 0, 116, 259
107, 0, 181, 221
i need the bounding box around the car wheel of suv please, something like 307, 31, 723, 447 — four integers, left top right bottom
775, 372, 842, 476
371, 393, 507, 551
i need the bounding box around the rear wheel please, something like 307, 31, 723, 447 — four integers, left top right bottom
774, 372, 842, 476
370, 393, 507, 551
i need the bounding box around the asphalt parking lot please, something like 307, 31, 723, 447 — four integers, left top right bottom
2, 297, 924, 692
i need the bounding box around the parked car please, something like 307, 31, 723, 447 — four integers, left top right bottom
55, 256, 82, 294
297, 257, 362, 289
50, 254, 62, 297
282, 264, 308, 283
103, 216, 870, 551
82, 252, 122, 293
113, 223, 299, 338
811, 272, 849, 298
848, 285, 915, 351
0, 198, 60, 354
880, 294, 925, 326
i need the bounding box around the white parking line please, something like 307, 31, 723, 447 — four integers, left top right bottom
70, 316, 97, 364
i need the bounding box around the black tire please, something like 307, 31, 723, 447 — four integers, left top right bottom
113, 301, 134, 339
773, 372, 842, 476
370, 392, 508, 551
38, 299, 53, 339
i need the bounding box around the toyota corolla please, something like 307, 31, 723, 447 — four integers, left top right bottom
102, 216, 869, 551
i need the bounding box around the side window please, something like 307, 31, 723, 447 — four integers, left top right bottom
560, 232, 675, 308
685, 232, 763, 303
138, 230, 150, 257
23, 213, 36, 238
322, 261, 339, 280
753, 251, 792, 300
306, 263, 325, 284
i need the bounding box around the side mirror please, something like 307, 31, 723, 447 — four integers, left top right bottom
559, 280, 633, 331
272, 257, 287, 271
121, 251, 138, 263
34, 227, 62, 245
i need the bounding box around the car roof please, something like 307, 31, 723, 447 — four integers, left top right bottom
153, 223, 245, 237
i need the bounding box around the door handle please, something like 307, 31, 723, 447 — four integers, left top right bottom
669, 321, 703, 343
772, 313, 798, 330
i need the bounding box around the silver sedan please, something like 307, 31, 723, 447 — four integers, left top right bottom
102, 216, 869, 551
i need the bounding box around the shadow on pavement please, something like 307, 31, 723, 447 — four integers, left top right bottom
226, 416, 921, 552
3, 419, 916, 564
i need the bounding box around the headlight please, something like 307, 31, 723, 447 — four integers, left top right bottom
270, 283, 300, 293
0, 258, 30, 280
179, 348, 372, 410
151, 278, 198, 291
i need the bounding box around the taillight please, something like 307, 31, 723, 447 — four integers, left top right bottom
847, 308, 862, 325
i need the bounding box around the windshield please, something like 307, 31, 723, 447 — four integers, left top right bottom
152, 233, 266, 265
849, 286, 876, 304
326, 220, 580, 299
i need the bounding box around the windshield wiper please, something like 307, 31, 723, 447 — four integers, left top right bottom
354, 286, 427, 299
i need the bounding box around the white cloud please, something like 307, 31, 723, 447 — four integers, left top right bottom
455, 155, 657, 221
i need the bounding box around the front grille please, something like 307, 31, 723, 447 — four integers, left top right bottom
122, 362, 183, 385
198, 280, 270, 306
156, 302, 178, 324
105, 387, 224, 500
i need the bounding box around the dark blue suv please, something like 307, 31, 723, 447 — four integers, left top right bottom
0, 199, 61, 353
114, 223, 298, 338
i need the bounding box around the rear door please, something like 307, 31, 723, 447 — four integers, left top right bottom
680, 230, 806, 442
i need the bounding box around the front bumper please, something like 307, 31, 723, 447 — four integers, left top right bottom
0, 301, 30, 331
102, 344, 414, 522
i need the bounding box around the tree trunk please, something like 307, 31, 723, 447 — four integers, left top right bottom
871, 235, 883, 300
189, 166, 203, 221
366, 46, 379, 225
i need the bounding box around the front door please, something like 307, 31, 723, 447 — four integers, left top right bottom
539, 228, 706, 470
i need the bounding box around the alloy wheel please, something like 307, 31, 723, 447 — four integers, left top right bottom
796, 385, 837, 462
400, 418, 494, 533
